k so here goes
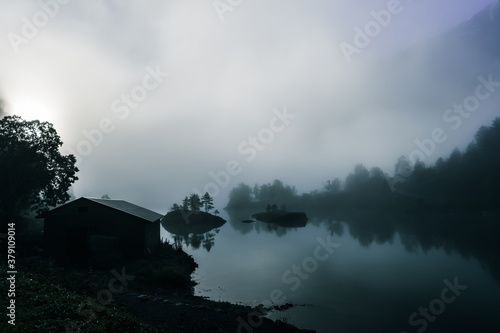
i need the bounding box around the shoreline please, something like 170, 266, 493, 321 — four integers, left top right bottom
1, 233, 315, 332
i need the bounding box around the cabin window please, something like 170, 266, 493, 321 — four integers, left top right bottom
78, 206, 89, 214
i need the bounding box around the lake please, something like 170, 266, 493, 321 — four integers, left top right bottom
161, 209, 500, 333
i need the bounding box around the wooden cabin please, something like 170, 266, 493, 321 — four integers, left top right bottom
41, 197, 162, 264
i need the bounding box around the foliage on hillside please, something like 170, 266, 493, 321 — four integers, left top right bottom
227, 118, 500, 213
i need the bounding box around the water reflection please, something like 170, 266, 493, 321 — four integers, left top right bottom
162, 211, 226, 252
226, 207, 500, 281
167, 207, 500, 332
172, 229, 219, 252
225, 207, 309, 237
252, 209, 308, 228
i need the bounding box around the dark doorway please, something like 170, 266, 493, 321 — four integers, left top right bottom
66, 227, 89, 263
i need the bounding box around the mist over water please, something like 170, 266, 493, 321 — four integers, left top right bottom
0, 0, 497, 211
2, 1, 500, 332
163, 207, 500, 333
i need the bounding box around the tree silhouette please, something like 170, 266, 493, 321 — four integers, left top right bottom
226, 117, 500, 218
182, 196, 189, 211
344, 164, 369, 192
226, 183, 253, 208
0, 116, 78, 220
170, 203, 181, 211
201, 192, 214, 213
189, 194, 201, 212
324, 178, 341, 193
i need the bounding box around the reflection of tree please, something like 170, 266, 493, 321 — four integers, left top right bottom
170, 230, 219, 253
222, 118, 500, 280
227, 204, 500, 281
202, 232, 215, 252
225, 207, 303, 237
190, 234, 203, 249
225, 207, 256, 235
227, 119, 500, 229
265, 223, 278, 232
173, 235, 183, 250
325, 220, 344, 237
163, 210, 226, 252
172, 232, 216, 252
313, 209, 500, 282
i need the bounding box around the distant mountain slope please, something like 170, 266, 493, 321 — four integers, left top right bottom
359, 2, 500, 113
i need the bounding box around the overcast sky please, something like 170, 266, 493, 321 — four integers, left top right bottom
0, 0, 496, 213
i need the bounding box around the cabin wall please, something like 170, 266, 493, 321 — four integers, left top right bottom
43, 199, 152, 262
144, 220, 161, 254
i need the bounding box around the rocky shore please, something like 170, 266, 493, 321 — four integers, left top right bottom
0, 233, 314, 332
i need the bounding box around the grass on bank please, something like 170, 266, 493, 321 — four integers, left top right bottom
0, 235, 198, 333
0, 263, 171, 332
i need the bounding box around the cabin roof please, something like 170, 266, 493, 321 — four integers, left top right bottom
42, 197, 164, 223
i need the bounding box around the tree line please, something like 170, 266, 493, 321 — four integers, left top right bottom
227, 117, 500, 213
0, 116, 78, 224
170, 192, 219, 215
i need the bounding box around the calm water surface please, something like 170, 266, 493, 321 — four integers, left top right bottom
161, 209, 500, 333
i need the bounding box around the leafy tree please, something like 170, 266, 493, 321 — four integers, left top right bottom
201, 192, 214, 213
182, 196, 189, 211
252, 184, 260, 201
394, 156, 413, 178
369, 167, 385, 179
170, 203, 181, 211
0, 116, 78, 220
324, 178, 341, 193
257, 183, 271, 202
447, 149, 462, 167
101, 194, 110, 199
269, 179, 297, 203
189, 193, 201, 212
344, 164, 369, 192
226, 183, 253, 208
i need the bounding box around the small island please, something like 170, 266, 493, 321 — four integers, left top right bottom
252, 204, 308, 228
163, 209, 226, 234
162, 192, 226, 251
163, 192, 226, 232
